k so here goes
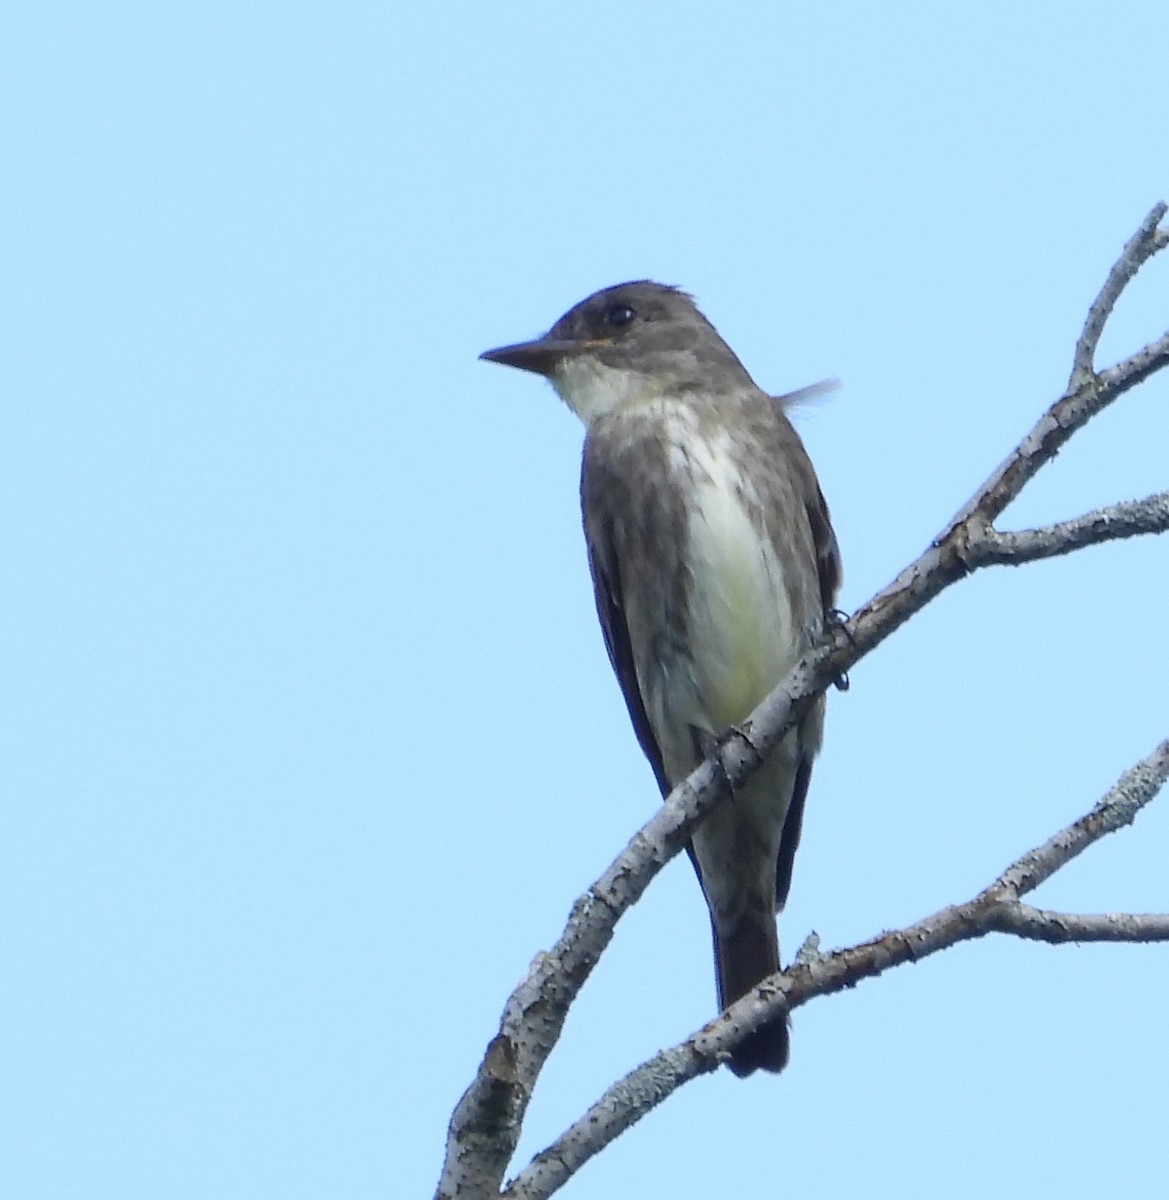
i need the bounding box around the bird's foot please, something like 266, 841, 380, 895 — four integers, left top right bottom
826, 608, 853, 692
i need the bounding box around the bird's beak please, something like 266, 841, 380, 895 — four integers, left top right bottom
479, 337, 575, 376
480, 336, 608, 377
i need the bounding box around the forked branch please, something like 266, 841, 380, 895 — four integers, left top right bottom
505, 736, 1169, 1200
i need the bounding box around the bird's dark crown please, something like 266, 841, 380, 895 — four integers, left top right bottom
548, 281, 698, 344
546, 280, 752, 389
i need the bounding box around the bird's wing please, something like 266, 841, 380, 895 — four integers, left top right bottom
580, 432, 672, 800
767, 392, 842, 617
807, 477, 842, 615
583, 517, 672, 800
759, 403, 844, 910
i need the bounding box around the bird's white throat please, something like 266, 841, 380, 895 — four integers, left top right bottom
551, 356, 666, 426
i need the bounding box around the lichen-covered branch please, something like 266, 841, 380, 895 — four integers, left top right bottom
1070, 201, 1169, 389
993, 905, 1169, 943
503, 736, 1169, 1200
972, 491, 1169, 567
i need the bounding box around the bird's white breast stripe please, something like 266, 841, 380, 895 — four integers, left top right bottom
659, 404, 797, 737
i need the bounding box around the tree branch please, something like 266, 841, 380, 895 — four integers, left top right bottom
994, 904, 1169, 944
971, 490, 1169, 566
1070, 201, 1169, 390
504, 736, 1169, 1200
435, 205, 1169, 1200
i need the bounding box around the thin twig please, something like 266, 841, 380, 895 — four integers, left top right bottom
994, 904, 1169, 943
991, 736, 1169, 897
941, 320, 1169, 538
972, 490, 1169, 566
1070, 201, 1169, 389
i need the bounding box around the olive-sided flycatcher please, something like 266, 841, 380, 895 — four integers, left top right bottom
481, 282, 841, 1076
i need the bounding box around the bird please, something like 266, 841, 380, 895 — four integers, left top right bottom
480, 281, 841, 1075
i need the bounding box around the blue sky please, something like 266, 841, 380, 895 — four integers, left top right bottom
3, 4, 1167, 1198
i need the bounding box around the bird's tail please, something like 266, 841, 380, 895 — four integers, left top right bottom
713, 910, 789, 1077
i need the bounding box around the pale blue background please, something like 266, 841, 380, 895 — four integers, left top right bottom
3, 4, 1167, 1198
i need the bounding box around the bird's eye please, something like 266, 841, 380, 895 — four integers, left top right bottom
605, 304, 637, 327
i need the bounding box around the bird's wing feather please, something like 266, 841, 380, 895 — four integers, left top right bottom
807, 478, 842, 614
583, 518, 672, 799
756, 402, 843, 910
765, 395, 843, 618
